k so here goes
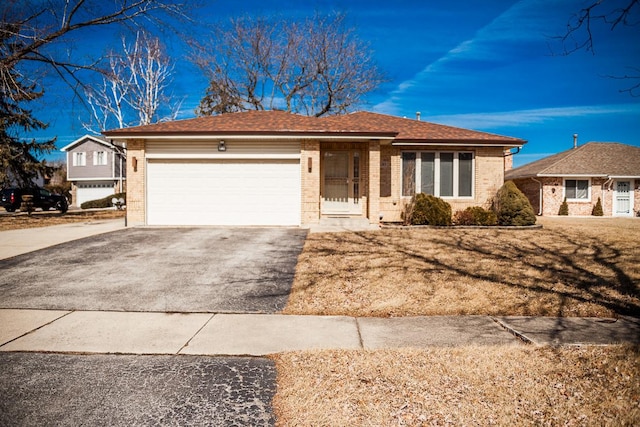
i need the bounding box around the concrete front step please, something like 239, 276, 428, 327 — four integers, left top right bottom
310, 217, 379, 232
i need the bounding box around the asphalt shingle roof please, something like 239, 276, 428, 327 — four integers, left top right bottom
505, 142, 640, 179
103, 110, 525, 145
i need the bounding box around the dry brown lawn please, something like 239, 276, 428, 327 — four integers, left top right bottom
0, 209, 125, 231
285, 217, 640, 317
272, 346, 640, 426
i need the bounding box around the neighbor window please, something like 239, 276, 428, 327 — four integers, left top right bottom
565, 179, 590, 200
94, 151, 107, 166
402, 151, 474, 198
73, 152, 86, 166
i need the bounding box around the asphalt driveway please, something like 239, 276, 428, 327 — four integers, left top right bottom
0, 228, 307, 313
0, 353, 276, 426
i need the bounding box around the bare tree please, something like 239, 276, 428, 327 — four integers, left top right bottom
83, 32, 183, 132
192, 13, 385, 117
0, 0, 188, 187
553, 0, 640, 96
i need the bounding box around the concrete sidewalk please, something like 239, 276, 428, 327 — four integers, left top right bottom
1, 310, 638, 356
0, 219, 125, 260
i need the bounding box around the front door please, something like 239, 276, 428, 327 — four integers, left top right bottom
322, 151, 362, 214
614, 181, 632, 216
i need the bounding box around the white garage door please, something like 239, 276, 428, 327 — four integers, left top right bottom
146, 159, 301, 226
76, 182, 114, 206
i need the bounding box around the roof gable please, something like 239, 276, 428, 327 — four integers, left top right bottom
60, 134, 114, 152
103, 110, 525, 146
506, 142, 640, 179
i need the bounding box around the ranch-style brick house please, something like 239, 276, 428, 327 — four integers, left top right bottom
506, 142, 640, 217
103, 110, 525, 227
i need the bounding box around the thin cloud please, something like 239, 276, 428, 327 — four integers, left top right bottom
425, 104, 640, 129
373, 0, 571, 115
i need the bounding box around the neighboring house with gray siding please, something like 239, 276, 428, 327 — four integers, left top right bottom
61, 135, 126, 207
506, 142, 640, 217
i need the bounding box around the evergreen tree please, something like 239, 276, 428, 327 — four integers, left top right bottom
558, 198, 569, 216
592, 197, 604, 216
0, 23, 56, 187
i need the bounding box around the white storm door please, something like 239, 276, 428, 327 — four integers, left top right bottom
614, 181, 632, 216
322, 151, 362, 215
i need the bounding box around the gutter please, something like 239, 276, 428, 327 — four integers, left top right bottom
531, 177, 543, 216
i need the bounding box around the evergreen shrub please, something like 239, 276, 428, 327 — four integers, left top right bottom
453, 206, 498, 226
558, 198, 569, 216
81, 192, 126, 209
408, 193, 452, 226
592, 197, 603, 216
493, 181, 536, 226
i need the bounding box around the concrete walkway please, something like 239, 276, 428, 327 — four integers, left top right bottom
2, 221, 638, 355
0, 219, 125, 260
1, 310, 638, 356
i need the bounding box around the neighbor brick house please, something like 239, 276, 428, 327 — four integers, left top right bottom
506, 142, 640, 217
103, 110, 525, 226
61, 135, 126, 207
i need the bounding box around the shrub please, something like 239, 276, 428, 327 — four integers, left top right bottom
81, 192, 126, 209
592, 197, 604, 216
493, 181, 536, 226
453, 206, 498, 226
408, 193, 452, 226
558, 198, 569, 216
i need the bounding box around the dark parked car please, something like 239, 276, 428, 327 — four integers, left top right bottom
0, 187, 68, 213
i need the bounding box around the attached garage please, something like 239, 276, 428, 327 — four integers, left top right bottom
76, 181, 115, 206
145, 140, 301, 226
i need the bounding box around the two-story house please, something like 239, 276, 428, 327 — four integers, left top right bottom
61, 135, 126, 207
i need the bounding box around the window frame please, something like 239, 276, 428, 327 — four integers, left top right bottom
563, 178, 591, 202
401, 150, 475, 199
72, 152, 86, 167
94, 151, 107, 166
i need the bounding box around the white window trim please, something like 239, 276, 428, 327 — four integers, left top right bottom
401, 151, 475, 199
73, 152, 86, 167
563, 178, 591, 202
94, 151, 107, 166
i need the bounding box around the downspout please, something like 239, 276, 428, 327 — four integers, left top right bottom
531, 177, 543, 215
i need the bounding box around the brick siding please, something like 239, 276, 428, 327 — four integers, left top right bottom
125, 139, 145, 226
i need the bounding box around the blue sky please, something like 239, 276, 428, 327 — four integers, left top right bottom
30, 0, 640, 167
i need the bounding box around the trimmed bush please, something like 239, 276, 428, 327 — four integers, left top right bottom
81, 192, 126, 209
493, 181, 536, 226
558, 198, 569, 216
453, 206, 498, 226
409, 193, 452, 226
592, 197, 604, 216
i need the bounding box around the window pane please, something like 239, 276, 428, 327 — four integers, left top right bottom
420, 153, 435, 195
402, 152, 416, 196
440, 153, 453, 197
576, 180, 588, 199
458, 153, 473, 197
566, 180, 577, 199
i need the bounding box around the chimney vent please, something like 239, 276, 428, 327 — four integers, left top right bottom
416, 111, 421, 121
573, 133, 578, 149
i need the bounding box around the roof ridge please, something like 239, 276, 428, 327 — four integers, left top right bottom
536, 143, 590, 175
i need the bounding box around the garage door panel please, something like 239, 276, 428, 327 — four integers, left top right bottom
76, 182, 115, 206
147, 160, 300, 226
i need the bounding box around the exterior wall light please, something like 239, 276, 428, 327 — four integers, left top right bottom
218, 141, 226, 152
132, 156, 138, 172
